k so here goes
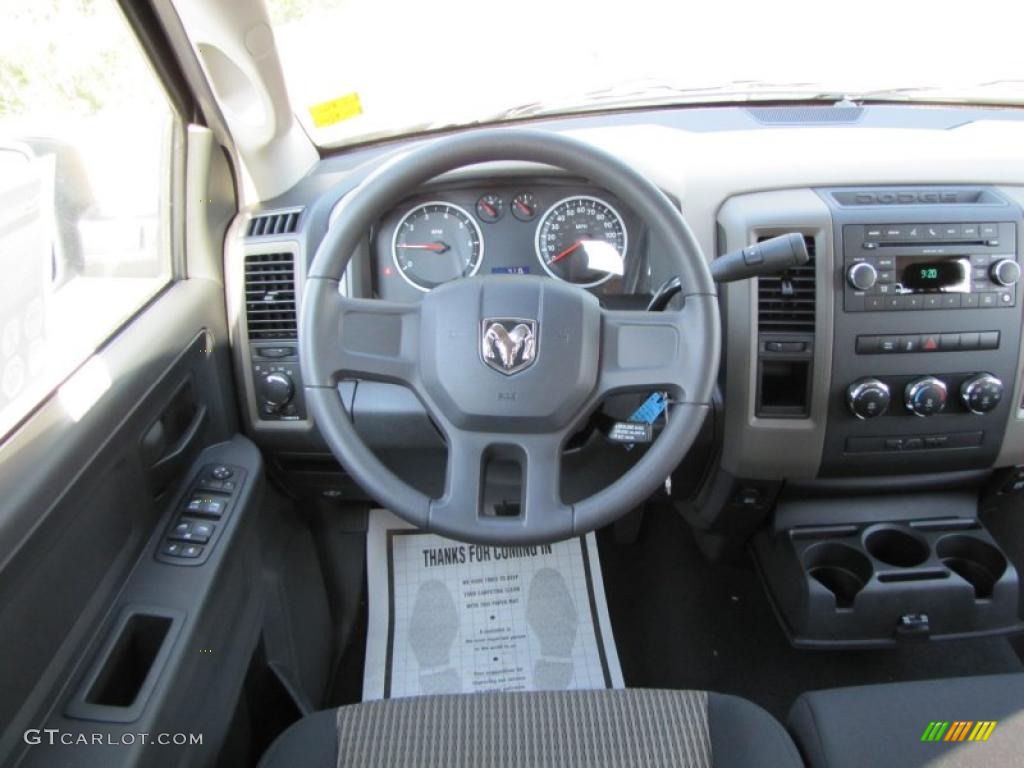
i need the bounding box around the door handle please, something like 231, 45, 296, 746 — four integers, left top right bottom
142, 379, 208, 497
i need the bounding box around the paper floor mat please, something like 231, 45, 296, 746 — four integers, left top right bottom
362, 509, 623, 700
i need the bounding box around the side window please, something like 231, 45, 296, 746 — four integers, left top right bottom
0, 0, 175, 438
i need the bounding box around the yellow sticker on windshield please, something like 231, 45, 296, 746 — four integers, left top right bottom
308, 93, 363, 128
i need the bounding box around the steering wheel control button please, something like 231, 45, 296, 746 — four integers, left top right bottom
961, 373, 1004, 414
846, 378, 891, 420
905, 376, 948, 417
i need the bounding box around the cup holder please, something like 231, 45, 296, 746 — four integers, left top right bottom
804, 542, 873, 608
864, 526, 930, 568
937, 535, 1008, 600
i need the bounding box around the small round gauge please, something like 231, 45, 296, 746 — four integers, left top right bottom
511, 192, 538, 221
391, 201, 483, 291
476, 194, 503, 223
535, 196, 627, 286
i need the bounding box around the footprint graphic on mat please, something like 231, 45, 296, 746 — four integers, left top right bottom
408, 580, 461, 694
526, 568, 579, 689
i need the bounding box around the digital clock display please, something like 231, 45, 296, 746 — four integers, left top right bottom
897, 257, 970, 292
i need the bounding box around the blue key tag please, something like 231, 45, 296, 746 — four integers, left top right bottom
629, 392, 669, 424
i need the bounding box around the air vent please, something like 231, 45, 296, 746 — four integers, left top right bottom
748, 106, 864, 124
246, 209, 301, 237
244, 252, 296, 340
757, 235, 816, 332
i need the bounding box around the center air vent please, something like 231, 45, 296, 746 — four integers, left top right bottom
757, 235, 816, 332
246, 209, 301, 237
244, 252, 296, 340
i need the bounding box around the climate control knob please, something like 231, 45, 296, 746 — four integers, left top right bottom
258, 372, 294, 411
990, 259, 1021, 287
961, 373, 1004, 414
847, 262, 878, 291
847, 378, 891, 420
905, 376, 948, 417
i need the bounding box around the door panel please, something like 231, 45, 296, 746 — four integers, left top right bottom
0, 278, 237, 764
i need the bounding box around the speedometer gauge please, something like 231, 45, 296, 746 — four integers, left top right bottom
391, 201, 483, 291
535, 196, 627, 286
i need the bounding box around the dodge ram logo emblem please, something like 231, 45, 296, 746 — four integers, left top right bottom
481, 318, 537, 375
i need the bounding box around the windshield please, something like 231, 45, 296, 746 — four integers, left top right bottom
269, 0, 1024, 148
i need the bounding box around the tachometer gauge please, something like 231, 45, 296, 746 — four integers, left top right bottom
391, 202, 483, 291
535, 196, 627, 286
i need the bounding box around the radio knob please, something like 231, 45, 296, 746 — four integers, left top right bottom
847, 262, 878, 291
905, 376, 948, 417
990, 259, 1021, 287
961, 373, 1004, 414
847, 378, 890, 420
258, 372, 294, 411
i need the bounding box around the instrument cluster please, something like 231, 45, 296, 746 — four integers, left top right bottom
372, 181, 656, 302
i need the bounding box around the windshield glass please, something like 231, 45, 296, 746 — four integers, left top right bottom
269, 0, 1024, 148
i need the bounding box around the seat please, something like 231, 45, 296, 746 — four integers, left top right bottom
258, 689, 802, 768
788, 673, 1024, 768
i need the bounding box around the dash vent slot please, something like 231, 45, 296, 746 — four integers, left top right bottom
757, 235, 816, 333
246, 209, 301, 237
244, 252, 297, 340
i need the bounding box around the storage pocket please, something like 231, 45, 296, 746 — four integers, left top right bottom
66, 607, 183, 723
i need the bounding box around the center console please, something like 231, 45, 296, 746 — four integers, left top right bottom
733, 186, 1024, 647
819, 187, 1023, 477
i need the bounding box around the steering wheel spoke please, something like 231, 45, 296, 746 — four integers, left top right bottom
302, 278, 421, 388
596, 295, 716, 402
428, 430, 573, 543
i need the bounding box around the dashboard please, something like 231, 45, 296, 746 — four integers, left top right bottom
370, 180, 665, 307
227, 103, 1024, 498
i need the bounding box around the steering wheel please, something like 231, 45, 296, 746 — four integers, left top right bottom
300, 129, 719, 544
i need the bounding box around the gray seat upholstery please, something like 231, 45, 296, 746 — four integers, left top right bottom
788, 673, 1024, 768
259, 689, 802, 767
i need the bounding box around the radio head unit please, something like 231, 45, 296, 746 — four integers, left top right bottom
843, 222, 1019, 312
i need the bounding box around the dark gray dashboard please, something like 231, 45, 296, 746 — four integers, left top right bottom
229, 103, 1024, 489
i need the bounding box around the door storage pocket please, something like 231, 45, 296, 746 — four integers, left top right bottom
66, 607, 183, 723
